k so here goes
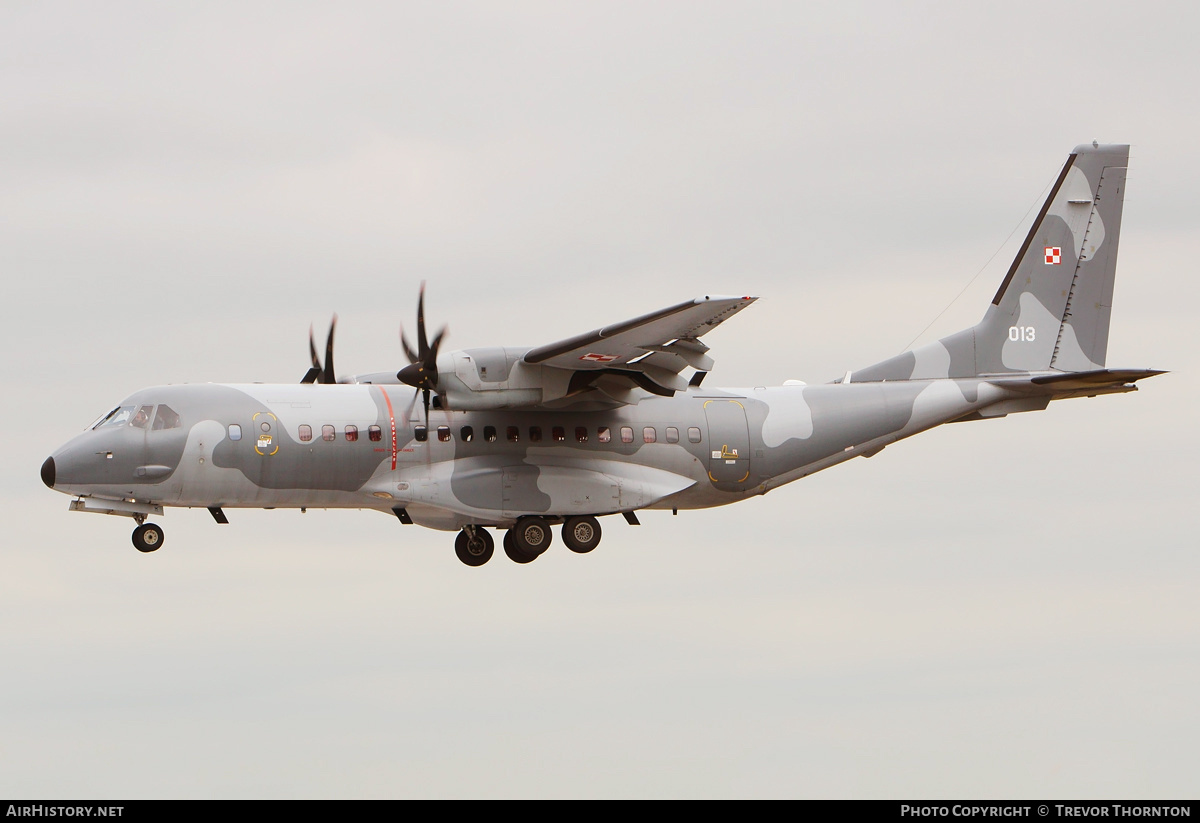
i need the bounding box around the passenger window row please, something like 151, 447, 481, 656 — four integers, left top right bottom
414, 424, 702, 445
243, 423, 702, 446
295, 424, 384, 443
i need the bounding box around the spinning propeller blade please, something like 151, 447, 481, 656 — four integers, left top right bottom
301, 315, 338, 384
397, 283, 447, 425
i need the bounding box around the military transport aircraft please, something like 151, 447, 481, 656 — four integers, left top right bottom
41, 143, 1161, 566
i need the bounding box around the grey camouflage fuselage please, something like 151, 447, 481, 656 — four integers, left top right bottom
42, 143, 1161, 556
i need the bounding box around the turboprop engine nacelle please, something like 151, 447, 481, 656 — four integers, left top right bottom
435, 347, 570, 410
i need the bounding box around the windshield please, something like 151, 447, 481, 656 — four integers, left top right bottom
92, 406, 135, 430
86, 407, 119, 430
89, 402, 182, 431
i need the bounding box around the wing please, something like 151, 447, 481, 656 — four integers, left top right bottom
523, 295, 757, 396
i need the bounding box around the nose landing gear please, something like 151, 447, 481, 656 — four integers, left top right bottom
67, 498, 166, 552
132, 522, 165, 553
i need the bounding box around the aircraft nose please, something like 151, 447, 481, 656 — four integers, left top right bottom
41, 456, 55, 488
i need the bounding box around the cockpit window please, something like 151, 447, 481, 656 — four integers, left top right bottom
131, 405, 154, 429
87, 407, 118, 430
152, 405, 181, 430
94, 406, 135, 430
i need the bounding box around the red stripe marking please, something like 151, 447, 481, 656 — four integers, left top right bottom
378, 387, 398, 470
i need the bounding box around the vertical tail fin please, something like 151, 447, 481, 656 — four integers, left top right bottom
854, 143, 1129, 382
982, 142, 1129, 372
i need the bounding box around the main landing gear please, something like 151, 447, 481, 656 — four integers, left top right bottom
454, 526, 494, 567
562, 516, 601, 553
504, 517, 553, 564
502, 530, 536, 564
453, 515, 606, 567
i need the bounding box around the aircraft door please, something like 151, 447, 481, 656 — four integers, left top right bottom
703, 399, 752, 491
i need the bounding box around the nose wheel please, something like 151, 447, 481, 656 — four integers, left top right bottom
132, 523, 165, 553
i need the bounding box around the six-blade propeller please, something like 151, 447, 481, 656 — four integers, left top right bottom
396, 283, 448, 425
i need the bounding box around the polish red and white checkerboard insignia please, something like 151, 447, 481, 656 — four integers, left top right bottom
580, 352, 618, 363
1044, 246, 1062, 265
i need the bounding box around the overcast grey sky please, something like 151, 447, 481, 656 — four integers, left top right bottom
2, 1, 1196, 798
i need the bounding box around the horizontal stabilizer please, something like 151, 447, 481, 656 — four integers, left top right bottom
1028, 368, 1166, 391
982, 368, 1166, 403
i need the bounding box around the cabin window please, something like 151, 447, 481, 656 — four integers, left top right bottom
461, 426, 474, 442
552, 426, 566, 442
345, 425, 359, 442
152, 405, 181, 430
322, 425, 335, 442
597, 426, 611, 443
665, 426, 679, 444
415, 426, 427, 442
131, 405, 154, 429
484, 426, 497, 442
688, 427, 702, 443
529, 426, 542, 443
575, 427, 588, 443
438, 426, 451, 442
507, 426, 520, 442
368, 425, 382, 442
643, 427, 657, 443
228, 424, 242, 441
620, 426, 633, 444
299, 424, 312, 442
